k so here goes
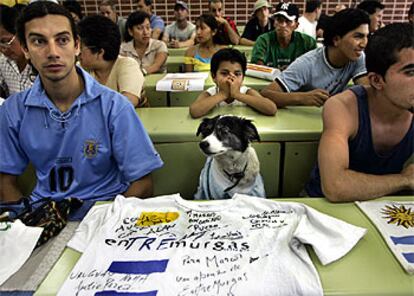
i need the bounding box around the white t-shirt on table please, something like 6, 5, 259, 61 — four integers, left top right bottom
61, 194, 366, 296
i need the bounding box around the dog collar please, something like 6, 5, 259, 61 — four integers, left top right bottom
223, 162, 248, 193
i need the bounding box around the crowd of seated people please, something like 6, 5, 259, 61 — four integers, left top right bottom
0, 0, 413, 205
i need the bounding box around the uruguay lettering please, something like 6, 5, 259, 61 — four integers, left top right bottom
60, 194, 366, 296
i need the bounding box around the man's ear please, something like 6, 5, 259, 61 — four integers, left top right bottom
332, 35, 341, 47
368, 72, 385, 90
22, 45, 30, 60
74, 37, 80, 56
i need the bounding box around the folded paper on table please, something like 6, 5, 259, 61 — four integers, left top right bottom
246, 63, 281, 81
156, 72, 209, 92
356, 200, 414, 274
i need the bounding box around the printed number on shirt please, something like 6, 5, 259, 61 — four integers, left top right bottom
49, 166, 74, 192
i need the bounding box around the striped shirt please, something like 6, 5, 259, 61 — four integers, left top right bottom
0, 54, 33, 98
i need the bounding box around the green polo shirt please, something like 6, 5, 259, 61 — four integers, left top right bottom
251, 31, 316, 69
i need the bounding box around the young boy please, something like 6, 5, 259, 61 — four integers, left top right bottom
189, 48, 277, 118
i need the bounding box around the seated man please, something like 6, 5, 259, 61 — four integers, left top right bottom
305, 23, 414, 201
261, 8, 370, 107
162, 1, 195, 48
136, 0, 165, 40
296, 0, 322, 39
209, 0, 239, 45
99, 0, 127, 41
0, 2, 163, 204
251, 2, 316, 70
0, 5, 33, 98
239, 0, 274, 46
357, 0, 385, 33
78, 15, 146, 107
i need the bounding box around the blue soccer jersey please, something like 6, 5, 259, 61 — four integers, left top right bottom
0, 67, 163, 202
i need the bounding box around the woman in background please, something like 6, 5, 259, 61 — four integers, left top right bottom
78, 15, 147, 107
120, 11, 168, 75
184, 14, 223, 72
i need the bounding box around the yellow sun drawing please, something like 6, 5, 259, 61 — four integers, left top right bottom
381, 205, 414, 229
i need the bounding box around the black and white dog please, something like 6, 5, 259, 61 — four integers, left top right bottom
194, 115, 266, 200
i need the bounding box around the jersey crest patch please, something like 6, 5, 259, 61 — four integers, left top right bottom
84, 140, 98, 158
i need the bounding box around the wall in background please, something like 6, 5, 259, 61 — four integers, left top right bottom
76, 0, 412, 25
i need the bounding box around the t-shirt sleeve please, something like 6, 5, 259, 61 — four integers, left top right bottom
293, 205, 366, 265
241, 21, 254, 40
156, 40, 169, 54
227, 18, 239, 34
0, 98, 29, 174
110, 103, 163, 183
250, 35, 268, 64
275, 57, 310, 92
117, 58, 144, 98
352, 52, 367, 81
205, 86, 217, 96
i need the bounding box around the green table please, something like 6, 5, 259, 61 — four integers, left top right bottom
169, 75, 271, 106
168, 47, 187, 57
145, 74, 271, 107
144, 73, 167, 106
136, 106, 322, 142
167, 46, 252, 59
34, 196, 413, 296
166, 55, 184, 73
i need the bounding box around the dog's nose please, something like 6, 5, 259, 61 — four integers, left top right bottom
199, 141, 209, 151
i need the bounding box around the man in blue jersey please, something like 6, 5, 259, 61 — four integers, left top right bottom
0, 2, 163, 203
305, 23, 414, 201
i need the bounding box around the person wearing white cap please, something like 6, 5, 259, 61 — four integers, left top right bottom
162, 1, 196, 48
239, 0, 274, 46
251, 2, 316, 69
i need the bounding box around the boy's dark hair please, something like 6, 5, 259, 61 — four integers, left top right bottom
0, 5, 21, 34
125, 10, 151, 42
16, 1, 78, 48
356, 0, 385, 15
78, 15, 120, 61
63, 1, 83, 21
210, 48, 247, 77
305, 0, 321, 13
365, 23, 414, 78
323, 8, 370, 46
196, 13, 219, 44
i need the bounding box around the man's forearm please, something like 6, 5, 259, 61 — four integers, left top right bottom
0, 174, 23, 202
261, 88, 304, 107
123, 174, 154, 199
322, 170, 412, 202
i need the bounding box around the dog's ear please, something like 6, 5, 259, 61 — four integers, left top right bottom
196, 116, 218, 137
243, 119, 261, 142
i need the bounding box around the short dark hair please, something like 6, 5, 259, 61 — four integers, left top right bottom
365, 23, 414, 77
100, 0, 116, 9
0, 4, 22, 35
125, 11, 150, 42
357, 0, 385, 15
210, 48, 247, 77
16, 1, 78, 48
305, 0, 321, 13
63, 1, 83, 20
78, 15, 120, 61
323, 8, 370, 46
196, 14, 220, 44
138, 0, 153, 6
